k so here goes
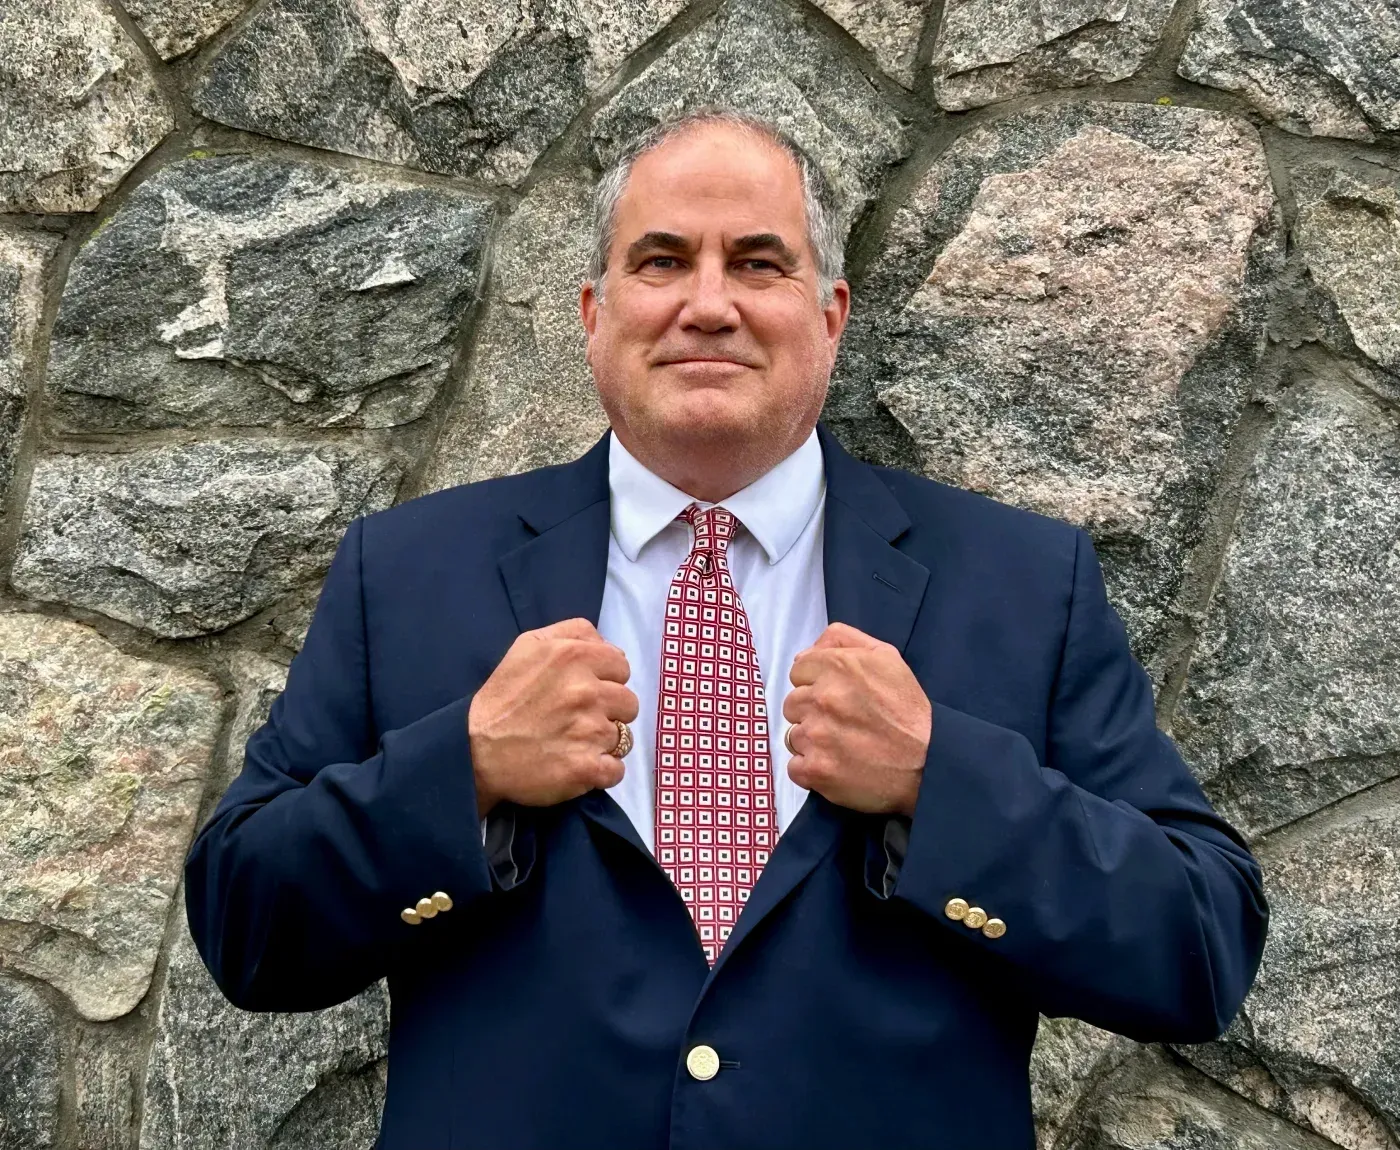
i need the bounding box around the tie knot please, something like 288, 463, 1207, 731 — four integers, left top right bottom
679, 503, 738, 552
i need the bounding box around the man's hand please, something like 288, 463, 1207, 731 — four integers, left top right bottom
783, 622, 932, 818
468, 618, 639, 817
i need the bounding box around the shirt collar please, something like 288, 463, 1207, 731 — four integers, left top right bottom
608, 426, 825, 566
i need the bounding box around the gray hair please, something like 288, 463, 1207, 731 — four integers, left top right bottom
586, 107, 845, 307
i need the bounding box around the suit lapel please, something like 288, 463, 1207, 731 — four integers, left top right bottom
702, 422, 931, 985
496, 429, 658, 860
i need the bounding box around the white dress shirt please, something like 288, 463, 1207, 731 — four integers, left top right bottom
598, 428, 829, 855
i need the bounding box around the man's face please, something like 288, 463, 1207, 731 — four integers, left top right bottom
580, 124, 850, 476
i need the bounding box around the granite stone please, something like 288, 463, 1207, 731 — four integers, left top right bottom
0, 0, 174, 213
47, 156, 493, 432
424, 169, 605, 490
1180, 0, 1400, 140
932, 0, 1175, 111
193, 0, 689, 186
1175, 379, 1400, 837
590, 0, 912, 231
11, 441, 401, 638
0, 613, 223, 1021
123, 0, 254, 60
0, 225, 60, 513
834, 101, 1280, 672
0, 978, 60, 1150
811, 0, 932, 88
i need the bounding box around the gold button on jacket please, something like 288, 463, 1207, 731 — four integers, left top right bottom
686, 1044, 720, 1081
963, 907, 988, 930
982, 918, 1007, 939
400, 907, 422, 925
415, 897, 438, 919
944, 898, 970, 921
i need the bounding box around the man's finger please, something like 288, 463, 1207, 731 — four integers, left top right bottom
810, 621, 882, 650
541, 617, 605, 641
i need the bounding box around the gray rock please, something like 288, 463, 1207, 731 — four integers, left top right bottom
0, 613, 223, 1021
11, 441, 401, 639
221, 651, 287, 793
1180, 0, 1400, 140
590, 0, 912, 230
811, 0, 932, 88
123, 0, 254, 60
424, 169, 606, 491
46, 156, 494, 432
74, 1024, 141, 1150
140, 922, 389, 1150
1063, 1047, 1345, 1149
0, 0, 174, 213
0, 978, 60, 1150
193, 0, 687, 187
932, 0, 1175, 111
1177, 790, 1400, 1147
1030, 1017, 1134, 1150
0, 225, 60, 512
1293, 162, 1400, 375
834, 102, 1279, 673
1175, 379, 1400, 839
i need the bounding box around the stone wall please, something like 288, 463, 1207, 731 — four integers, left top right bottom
0, 0, 1397, 1147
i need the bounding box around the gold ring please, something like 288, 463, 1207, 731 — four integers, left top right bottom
609, 719, 633, 758
783, 725, 797, 755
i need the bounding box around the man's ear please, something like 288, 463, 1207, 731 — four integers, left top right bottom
580, 279, 599, 365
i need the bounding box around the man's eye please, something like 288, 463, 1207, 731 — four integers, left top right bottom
740, 259, 779, 272
643, 256, 679, 269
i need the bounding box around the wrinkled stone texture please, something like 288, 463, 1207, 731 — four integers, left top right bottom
221, 651, 287, 792
811, 0, 931, 88
0, 978, 60, 1150
1176, 380, 1400, 839
75, 1024, 141, 1150
932, 0, 1175, 111
1180, 0, 1400, 140
0, 225, 60, 511
1293, 163, 1400, 376
11, 442, 401, 638
1178, 792, 1400, 1147
0, 0, 174, 213
1030, 1017, 1133, 1149
47, 156, 493, 432
124, 0, 253, 60
837, 102, 1278, 671
425, 170, 605, 490
591, 0, 911, 229
194, 0, 688, 186
141, 923, 389, 1150
0, 614, 222, 1021
1064, 1048, 1345, 1148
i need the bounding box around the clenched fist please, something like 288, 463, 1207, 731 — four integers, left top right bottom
468, 618, 639, 817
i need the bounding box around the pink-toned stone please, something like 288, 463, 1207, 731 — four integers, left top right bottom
0, 613, 222, 1021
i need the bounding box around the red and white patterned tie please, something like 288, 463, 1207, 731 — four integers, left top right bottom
654, 502, 778, 965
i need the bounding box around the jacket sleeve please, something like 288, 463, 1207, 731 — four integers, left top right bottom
183, 516, 531, 1013
873, 527, 1268, 1044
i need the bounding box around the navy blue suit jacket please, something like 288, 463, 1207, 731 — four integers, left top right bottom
185, 423, 1267, 1150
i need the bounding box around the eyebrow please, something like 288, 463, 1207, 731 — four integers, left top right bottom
624, 230, 801, 271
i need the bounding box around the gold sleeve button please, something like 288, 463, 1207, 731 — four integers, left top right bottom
944, 898, 970, 921
963, 906, 988, 930
401, 907, 422, 925
982, 918, 1006, 939
431, 891, 453, 912
415, 897, 439, 919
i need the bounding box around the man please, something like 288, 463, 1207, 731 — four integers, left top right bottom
185, 108, 1268, 1149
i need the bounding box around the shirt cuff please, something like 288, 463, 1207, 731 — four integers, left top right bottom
481, 805, 527, 891
870, 813, 912, 899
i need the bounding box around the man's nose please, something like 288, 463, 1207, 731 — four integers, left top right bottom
678, 256, 740, 331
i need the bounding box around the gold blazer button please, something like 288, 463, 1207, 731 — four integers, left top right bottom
944, 898, 970, 921
963, 906, 988, 930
